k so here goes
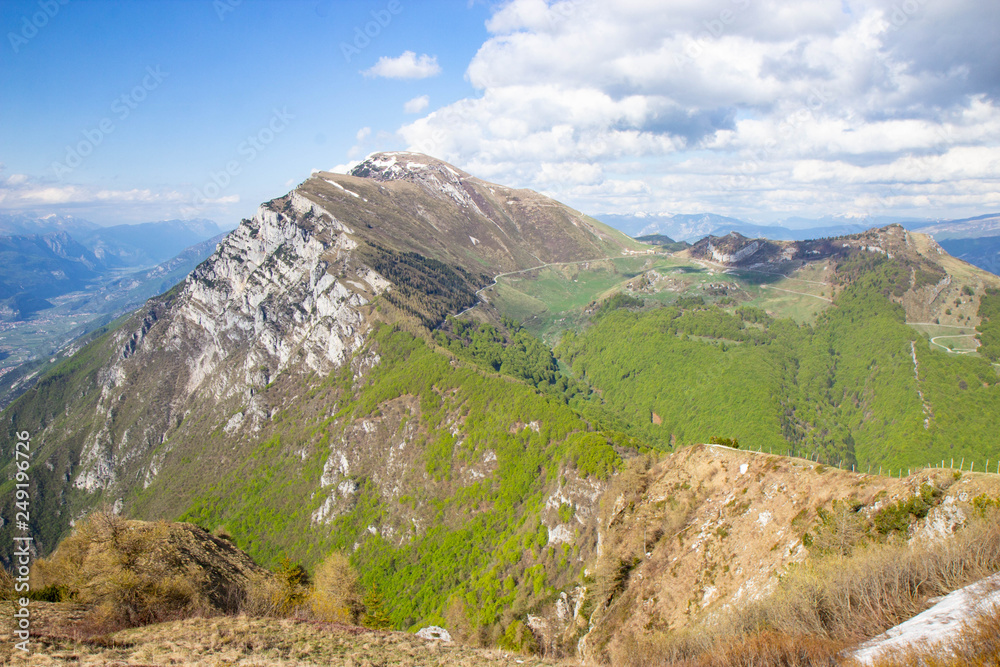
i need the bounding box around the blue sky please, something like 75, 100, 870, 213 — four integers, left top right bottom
0, 0, 491, 226
1, 0, 999, 227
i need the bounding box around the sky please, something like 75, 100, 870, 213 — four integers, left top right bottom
1, 0, 998, 228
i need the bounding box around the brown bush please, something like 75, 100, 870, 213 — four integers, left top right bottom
309, 551, 363, 623
240, 570, 289, 617
31, 510, 266, 633
32, 511, 212, 632
698, 632, 845, 667
609, 630, 844, 667
0, 566, 15, 600
730, 508, 1000, 642
607, 508, 1000, 666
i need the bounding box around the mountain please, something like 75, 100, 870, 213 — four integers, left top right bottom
633, 234, 689, 251
912, 213, 1000, 240
912, 214, 1000, 277
0, 218, 226, 388
0, 152, 643, 644
77, 218, 225, 268
595, 212, 911, 243
0, 231, 104, 318
609, 211, 1000, 278
936, 236, 1000, 277
578, 444, 1000, 663
596, 212, 749, 240
4, 153, 1000, 659
554, 225, 1000, 468
0, 212, 100, 237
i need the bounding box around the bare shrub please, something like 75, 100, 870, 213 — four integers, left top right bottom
32, 511, 212, 633
309, 551, 362, 623
0, 566, 15, 600
239, 570, 288, 617
729, 508, 1000, 643
697, 632, 845, 667
444, 594, 475, 644
609, 629, 844, 667
615, 508, 1000, 666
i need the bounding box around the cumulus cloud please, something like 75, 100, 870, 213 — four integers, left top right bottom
363, 51, 441, 79
404, 95, 430, 114
397, 0, 1000, 220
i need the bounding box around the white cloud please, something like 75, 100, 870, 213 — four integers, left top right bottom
404, 95, 430, 114
0, 172, 203, 223
394, 0, 1000, 221
362, 51, 441, 79
347, 127, 373, 159
328, 161, 361, 175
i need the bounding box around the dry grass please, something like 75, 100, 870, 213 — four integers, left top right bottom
730, 509, 1000, 642
30, 511, 265, 634
607, 509, 1000, 667
0, 604, 572, 666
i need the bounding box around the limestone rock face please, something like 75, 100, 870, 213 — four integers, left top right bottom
70, 193, 387, 494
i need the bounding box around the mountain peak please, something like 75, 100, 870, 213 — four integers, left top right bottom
349, 151, 470, 184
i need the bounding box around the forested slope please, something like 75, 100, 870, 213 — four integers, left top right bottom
555, 260, 1000, 470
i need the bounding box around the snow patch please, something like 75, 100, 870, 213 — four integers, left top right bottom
850, 572, 1000, 664
323, 178, 361, 198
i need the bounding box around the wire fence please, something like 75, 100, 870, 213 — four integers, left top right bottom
715, 443, 1000, 478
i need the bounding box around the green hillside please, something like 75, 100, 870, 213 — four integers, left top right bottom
172, 325, 636, 637
553, 260, 1000, 471
4, 319, 629, 642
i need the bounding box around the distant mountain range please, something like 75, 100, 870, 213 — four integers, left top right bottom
596, 212, 1000, 276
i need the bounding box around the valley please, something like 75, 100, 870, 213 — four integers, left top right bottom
2, 153, 999, 664
0, 218, 227, 407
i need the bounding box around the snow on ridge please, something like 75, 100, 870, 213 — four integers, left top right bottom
323, 178, 361, 199
850, 571, 1000, 665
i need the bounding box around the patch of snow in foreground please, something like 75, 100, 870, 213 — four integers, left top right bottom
850, 571, 1000, 664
